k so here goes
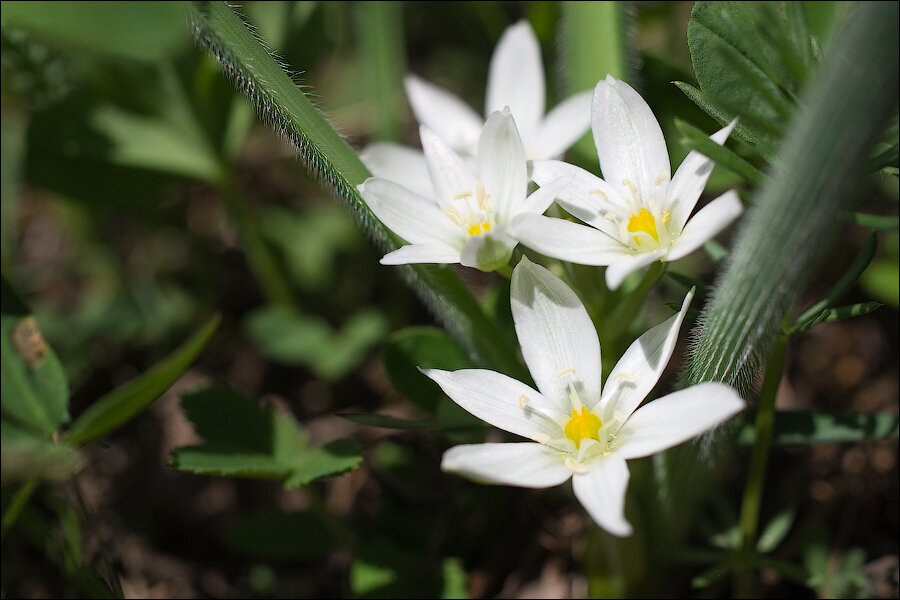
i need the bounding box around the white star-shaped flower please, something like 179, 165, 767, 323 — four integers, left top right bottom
357, 110, 570, 272
360, 20, 591, 194
424, 257, 745, 536
511, 75, 744, 290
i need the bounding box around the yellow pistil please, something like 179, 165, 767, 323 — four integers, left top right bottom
627, 208, 659, 243
564, 406, 603, 449
467, 222, 491, 236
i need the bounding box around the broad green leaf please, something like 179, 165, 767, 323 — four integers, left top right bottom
222, 509, 338, 561
1, 419, 84, 483
189, 2, 526, 380
0, 2, 190, 61
64, 314, 220, 446
171, 386, 361, 487
243, 306, 387, 380
381, 327, 473, 413
737, 410, 899, 446
0, 277, 69, 436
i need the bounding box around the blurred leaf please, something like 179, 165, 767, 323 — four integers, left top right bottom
0, 1, 190, 61
756, 507, 796, 553
737, 410, 899, 446
351, 559, 398, 597
675, 118, 767, 187
0, 277, 69, 436
822, 302, 882, 322
860, 234, 900, 308
171, 386, 361, 488
340, 413, 443, 430
381, 327, 473, 413
691, 563, 730, 589
64, 314, 220, 446
0, 419, 83, 483
846, 213, 899, 231
244, 305, 387, 381
223, 509, 337, 561
441, 557, 469, 599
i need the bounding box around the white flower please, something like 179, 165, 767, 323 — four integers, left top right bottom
357, 109, 570, 272
512, 75, 744, 290
424, 257, 745, 536
360, 20, 591, 192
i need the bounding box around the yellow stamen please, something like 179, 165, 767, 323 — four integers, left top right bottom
557, 367, 576, 378
564, 406, 603, 449
662, 210, 671, 225
467, 222, 492, 236
627, 208, 660, 243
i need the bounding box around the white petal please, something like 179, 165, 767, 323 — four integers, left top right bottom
420, 126, 478, 204
572, 455, 633, 536
423, 368, 562, 440
667, 119, 738, 232
359, 142, 433, 199
380, 243, 461, 265
441, 442, 572, 488
592, 76, 670, 210
666, 190, 743, 262
479, 109, 527, 223
605, 250, 666, 291
599, 289, 694, 424
485, 20, 544, 144
529, 160, 625, 239
511, 258, 602, 416
510, 214, 625, 266
358, 178, 462, 246
517, 175, 575, 216
531, 90, 593, 160
405, 74, 482, 156
615, 382, 746, 459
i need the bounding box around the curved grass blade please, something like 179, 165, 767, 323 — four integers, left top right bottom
64, 314, 220, 446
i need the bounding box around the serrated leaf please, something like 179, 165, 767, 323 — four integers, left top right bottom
737, 410, 899, 446
1, 419, 84, 483
222, 509, 338, 561
171, 386, 361, 487
381, 327, 473, 413
64, 314, 220, 446
0, 277, 69, 436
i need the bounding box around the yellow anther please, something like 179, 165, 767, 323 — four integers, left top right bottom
622, 178, 637, 197
557, 367, 576, 378
517, 395, 529, 408
565, 456, 589, 474
443, 205, 464, 226
564, 406, 603, 449
476, 182, 491, 211
627, 208, 660, 243
467, 222, 492, 236
589, 189, 608, 201
612, 372, 635, 382
453, 191, 473, 200
654, 174, 668, 185
662, 210, 671, 225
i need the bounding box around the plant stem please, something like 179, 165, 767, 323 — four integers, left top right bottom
734, 332, 788, 598
217, 176, 295, 307
0, 476, 38, 542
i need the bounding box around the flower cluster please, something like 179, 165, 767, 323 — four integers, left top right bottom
356, 20, 747, 537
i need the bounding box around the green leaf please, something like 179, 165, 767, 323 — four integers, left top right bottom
441, 557, 469, 599
170, 386, 361, 487
64, 314, 220, 446
1, 419, 84, 483
381, 327, 473, 413
674, 118, 768, 187
0, 277, 69, 436
756, 507, 796, 553
222, 509, 337, 561
861, 258, 900, 308
845, 212, 899, 231
0, 1, 190, 61
737, 410, 899, 446
243, 306, 387, 381
188, 2, 526, 381
822, 302, 881, 322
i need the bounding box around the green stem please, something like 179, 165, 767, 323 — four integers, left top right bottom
216, 176, 295, 307
734, 333, 788, 598
0, 476, 39, 542
602, 261, 667, 347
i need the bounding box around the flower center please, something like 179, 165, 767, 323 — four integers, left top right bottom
467, 222, 492, 236
627, 208, 660, 243
444, 182, 494, 237
564, 406, 603, 449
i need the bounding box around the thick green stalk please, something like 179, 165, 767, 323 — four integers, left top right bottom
355, 2, 405, 142
734, 333, 787, 598
682, 1, 899, 394
188, 2, 525, 378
